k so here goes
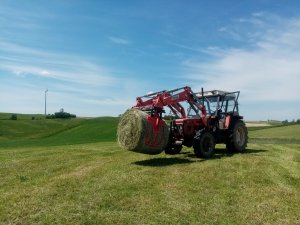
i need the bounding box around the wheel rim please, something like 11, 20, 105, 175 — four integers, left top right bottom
235, 126, 245, 146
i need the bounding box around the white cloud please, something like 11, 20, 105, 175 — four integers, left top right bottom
82, 98, 133, 106
0, 40, 150, 116
108, 36, 130, 45
40, 70, 50, 76
184, 14, 300, 103
0, 40, 117, 86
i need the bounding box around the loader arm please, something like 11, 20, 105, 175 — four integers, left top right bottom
134, 86, 206, 118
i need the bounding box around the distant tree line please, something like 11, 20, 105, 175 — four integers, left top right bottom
282, 119, 300, 124
46, 108, 76, 119
7, 110, 75, 120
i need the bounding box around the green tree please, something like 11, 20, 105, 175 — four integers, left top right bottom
10, 114, 17, 120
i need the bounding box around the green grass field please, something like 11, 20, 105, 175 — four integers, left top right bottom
0, 115, 299, 225
249, 124, 300, 144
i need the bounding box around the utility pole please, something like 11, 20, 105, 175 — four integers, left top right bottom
45, 89, 48, 116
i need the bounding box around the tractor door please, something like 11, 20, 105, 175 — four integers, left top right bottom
218, 92, 240, 129
222, 92, 240, 116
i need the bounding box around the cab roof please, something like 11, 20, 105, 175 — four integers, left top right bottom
196, 90, 229, 97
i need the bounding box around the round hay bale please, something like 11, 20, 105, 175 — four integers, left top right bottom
117, 109, 169, 154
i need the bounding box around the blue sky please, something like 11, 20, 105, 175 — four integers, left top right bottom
0, 0, 300, 120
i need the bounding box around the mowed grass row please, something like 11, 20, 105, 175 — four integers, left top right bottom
0, 142, 299, 225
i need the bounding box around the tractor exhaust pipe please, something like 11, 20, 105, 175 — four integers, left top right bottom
201, 87, 204, 105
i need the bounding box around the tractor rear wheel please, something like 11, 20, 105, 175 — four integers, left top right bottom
193, 131, 215, 158
226, 120, 248, 152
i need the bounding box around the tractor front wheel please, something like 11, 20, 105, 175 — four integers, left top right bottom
165, 145, 182, 155
193, 131, 215, 158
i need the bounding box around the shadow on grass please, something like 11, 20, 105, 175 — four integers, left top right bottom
133, 148, 267, 166
133, 157, 196, 167
178, 148, 267, 159
243, 148, 267, 154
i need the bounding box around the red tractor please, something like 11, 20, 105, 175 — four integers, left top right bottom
134, 86, 248, 158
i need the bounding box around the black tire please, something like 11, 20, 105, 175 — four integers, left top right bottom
164, 123, 182, 155
165, 145, 182, 155
226, 120, 248, 152
193, 131, 215, 158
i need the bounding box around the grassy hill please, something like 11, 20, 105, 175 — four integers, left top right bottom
0, 114, 299, 224
0, 116, 118, 148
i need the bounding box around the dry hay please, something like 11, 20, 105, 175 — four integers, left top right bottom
117, 109, 169, 154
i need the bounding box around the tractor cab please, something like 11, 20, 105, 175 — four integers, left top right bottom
195, 90, 240, 117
